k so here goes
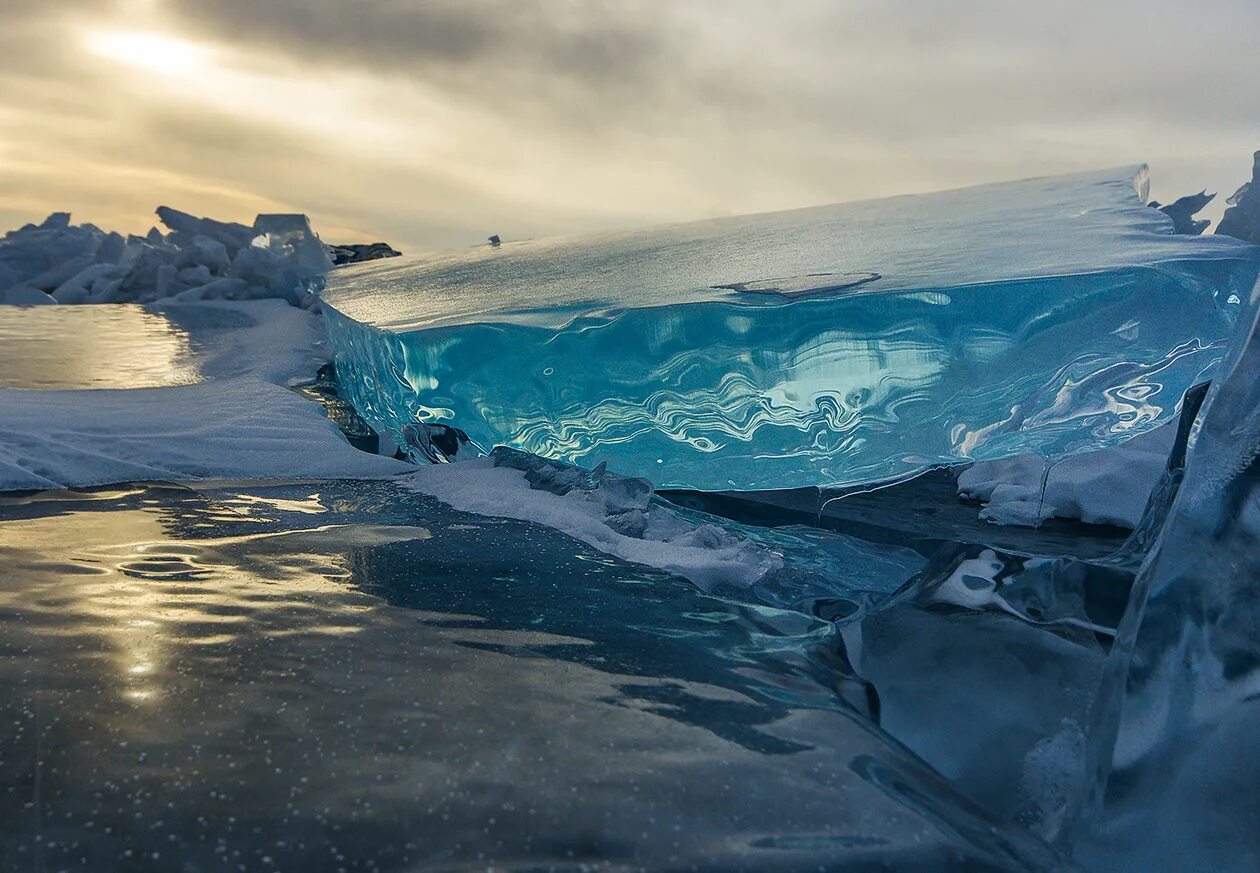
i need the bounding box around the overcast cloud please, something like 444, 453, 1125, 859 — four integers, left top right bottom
1, 0, 1256, 248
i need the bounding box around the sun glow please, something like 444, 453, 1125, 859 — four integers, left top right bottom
86, 30, 209, 76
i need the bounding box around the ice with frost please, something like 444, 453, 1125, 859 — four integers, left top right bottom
405, 449, 784, 591
0, 300, 410, 491
322, 166, 1260, 491
0, 208, 331, 307
957, 422, 1176, 529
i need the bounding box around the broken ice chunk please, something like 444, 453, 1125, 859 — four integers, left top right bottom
323, 166, 1260, 491
1216, 149, 1260, 245
1080, 275, 1260, 871
397, 422, 475, 464
0, 285, 55, 305
252, 214, 333, 276
156, 205, 255, 255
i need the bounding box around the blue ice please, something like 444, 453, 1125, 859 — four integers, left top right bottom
322, 166, 1260, 490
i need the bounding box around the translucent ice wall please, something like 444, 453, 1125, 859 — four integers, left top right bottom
1076, 275, 1260, 872
322, 167, 1260, 491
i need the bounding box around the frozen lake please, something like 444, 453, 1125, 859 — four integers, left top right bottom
0, 479, 1064, 871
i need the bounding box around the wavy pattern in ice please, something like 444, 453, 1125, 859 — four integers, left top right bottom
322, 167, 1260, 490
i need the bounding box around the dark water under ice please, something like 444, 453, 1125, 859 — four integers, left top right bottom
0, 479, 1081, 872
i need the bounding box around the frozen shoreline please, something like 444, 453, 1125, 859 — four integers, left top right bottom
0, 300, 410, 491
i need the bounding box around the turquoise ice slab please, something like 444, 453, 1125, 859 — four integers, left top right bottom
322, 166, 1260, 490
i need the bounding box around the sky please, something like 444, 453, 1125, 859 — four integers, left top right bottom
1, 0, 1257, 250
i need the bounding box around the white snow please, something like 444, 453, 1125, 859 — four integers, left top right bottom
404, 460, 783, 590
163, 298, 333, 386
0, 209, 331, 308
0, 379, 408, 491
0, 299, 411, 492
957, 423, 1175, 529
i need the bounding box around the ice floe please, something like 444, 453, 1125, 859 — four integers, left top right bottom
323, 166, 1260, 491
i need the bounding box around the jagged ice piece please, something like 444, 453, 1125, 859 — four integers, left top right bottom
322, 166, 1260, 490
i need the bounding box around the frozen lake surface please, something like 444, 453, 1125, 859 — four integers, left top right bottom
0, 480, 1065, 871
0, 305, 199, 390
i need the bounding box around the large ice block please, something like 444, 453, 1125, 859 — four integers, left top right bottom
322, 167, 1260, 490
1076, 275, 1260, 872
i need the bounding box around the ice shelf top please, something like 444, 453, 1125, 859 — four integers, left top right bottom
323, 165, 1257, 333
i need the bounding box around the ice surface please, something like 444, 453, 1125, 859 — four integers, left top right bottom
323, 166, 1260, 491
1077, 274, 1260, 872
0, 480, 1067, 871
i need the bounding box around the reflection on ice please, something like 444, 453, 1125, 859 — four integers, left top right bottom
0, 304, 199, 389
0, 480, 1063, 871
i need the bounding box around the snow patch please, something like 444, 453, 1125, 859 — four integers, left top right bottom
0, 378, 410, 492
0, 298, 411, 492
957, 423, 1175, 529
404, 460, 783, 591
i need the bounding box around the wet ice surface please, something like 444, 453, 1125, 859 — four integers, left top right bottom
323, 166, 1260, 491
0, 480, 1068, 872
0, 305, 200, 389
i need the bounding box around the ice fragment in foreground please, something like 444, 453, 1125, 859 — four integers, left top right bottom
1077, 275, 1260, 872
323, 166, 1260, 490
1216, 149, 1260, 245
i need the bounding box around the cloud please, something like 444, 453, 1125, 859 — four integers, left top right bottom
1, 0, 1257, 247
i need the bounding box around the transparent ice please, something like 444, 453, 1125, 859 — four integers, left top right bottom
322, 166, 1260, 491
1076, 275, 1260, 872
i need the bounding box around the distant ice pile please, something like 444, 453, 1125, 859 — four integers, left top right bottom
1216, 149, 1260, 245
0, 207, 399, 309
323, 166, 1260, 491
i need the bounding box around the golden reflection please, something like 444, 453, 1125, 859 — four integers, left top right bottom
0, 305, 200, 390
221, 492, 327, 515
0, 501, 423, 708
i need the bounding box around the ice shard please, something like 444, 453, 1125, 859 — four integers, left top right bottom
1076, 275, 1260, 872
322, 166, 1260, 491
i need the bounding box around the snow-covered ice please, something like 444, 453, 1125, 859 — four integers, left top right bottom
0, 208, 333, 308
0, 379, 407, 491
0, 300, 410, 491
957, 422, 1176, 529
404, 453, 784, 591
